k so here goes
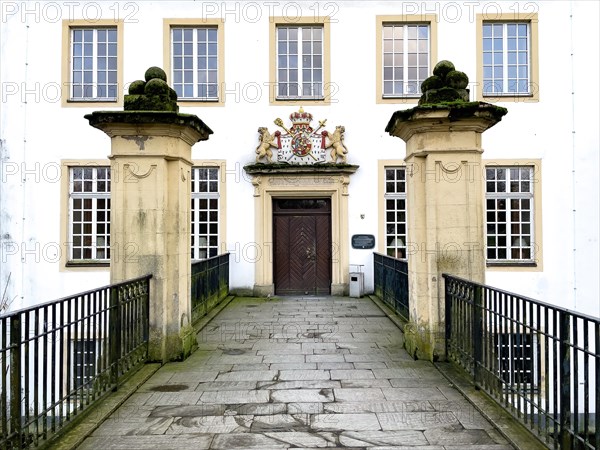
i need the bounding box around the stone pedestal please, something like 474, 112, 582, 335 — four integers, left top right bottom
386, 103, 506, 361
86, 111, 212, 363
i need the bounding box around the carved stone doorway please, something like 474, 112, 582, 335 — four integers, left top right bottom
273, 198, 331, 295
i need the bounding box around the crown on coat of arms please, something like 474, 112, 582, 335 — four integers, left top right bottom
289, 107, 313, 125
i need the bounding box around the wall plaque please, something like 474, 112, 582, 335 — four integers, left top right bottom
351, 234, 375, 249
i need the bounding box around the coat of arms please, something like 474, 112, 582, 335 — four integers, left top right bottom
255, 108, 348, 165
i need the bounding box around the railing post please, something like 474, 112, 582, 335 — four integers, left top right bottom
559, 310, 572, 449
109, 286, 121, 390
472, 284, 483, 388
9, 315, 22, 447
444, 275, 451, 359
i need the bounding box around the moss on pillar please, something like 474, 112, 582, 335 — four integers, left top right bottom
403, 321, 444, 362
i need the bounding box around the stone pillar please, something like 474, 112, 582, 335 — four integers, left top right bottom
85, 67, 212, 363
386, 62, 507, 361
86, 112, 211, 362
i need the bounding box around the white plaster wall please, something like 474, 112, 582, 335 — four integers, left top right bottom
0, 1, 598, 316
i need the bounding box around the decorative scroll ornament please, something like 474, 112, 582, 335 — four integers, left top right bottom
255, 107, 348, 165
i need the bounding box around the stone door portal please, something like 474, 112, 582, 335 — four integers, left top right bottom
273, 198, 331, 295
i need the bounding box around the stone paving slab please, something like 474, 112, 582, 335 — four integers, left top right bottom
76, 296, 512, 449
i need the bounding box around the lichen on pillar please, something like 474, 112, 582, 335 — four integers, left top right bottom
124, 66, 179, 112
419, 60, 470, 105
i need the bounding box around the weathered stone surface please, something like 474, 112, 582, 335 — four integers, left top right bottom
251, 414, 310, 432
378, 412, 461, 430
211, 432, 288, 449
339, 430, 428, 446
92, 416, 174, 436
167, 415, 253, 434
200, 390, 270, 404
271, 389, 334, 403
325, 401, 434, 414
76, 296, 507, 449
265, 431, 338, 447
215, 370, 278, 381
334, 388, 385, 402
330, 369, 374, 380
382, 387, 447, 401
278, 370, 331, 381
195, 381, 258, 391
77, 435, 214, 449
312, 413, 381, 431
424, 425, 500, 445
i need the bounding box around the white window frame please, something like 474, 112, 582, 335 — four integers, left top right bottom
384, 167, 407, 259
171, 26, 219, 101
276, 25, 324, 100
68, 166, 111, 264
69, 27, 118, 101
485, 166, 535, 264
382, 23, 430, 98
482, 22, 531, 96
191, 167, 220, 260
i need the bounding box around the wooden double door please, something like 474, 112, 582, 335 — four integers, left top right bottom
273, 198, 332, 295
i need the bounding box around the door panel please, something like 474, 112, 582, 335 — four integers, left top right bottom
273, 199, 331, 295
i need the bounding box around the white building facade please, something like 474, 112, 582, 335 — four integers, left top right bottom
0, 1, 598, 316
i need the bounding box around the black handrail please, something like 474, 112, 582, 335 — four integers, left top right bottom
444, 274, 600, 450
191, 253, 230, 324
0, 275, 152, 449
373, 252, 409, 321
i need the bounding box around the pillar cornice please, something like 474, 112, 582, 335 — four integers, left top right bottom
385, 102, 507, 142
85, 111, 213, 145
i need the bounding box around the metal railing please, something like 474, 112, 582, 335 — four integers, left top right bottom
0, 275, 151, 450
373, 253, 409, 321
191, 253, 230, 324
444, 274, 600, 450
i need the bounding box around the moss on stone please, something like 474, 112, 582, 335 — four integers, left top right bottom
420, 75, 443, 93
121, 66, 179, 111
432, 60, 455, 79
418, 60, 473, 106
403, 321, 443, 362
145, 66, 167, 82
385, 101, 509, 133
124, 94, 179, 112
446, 70, 469, 89
128, 80, 146, 95
180, 324, 198, 360
145, 78, 170, 96
85, 110, 214, 140
422, 87, 467, 104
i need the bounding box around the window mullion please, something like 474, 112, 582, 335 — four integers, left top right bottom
92, 30, 98, 99
298, 27, 304, 93
192, 30, 199, 98
502, 24, 509, 93
403, 25, 408, 93
91, 197, 98, 259
70, 31, 75, 98
506, 196, 514, 260
91, 172, 98, 259
527, 23, 532, 87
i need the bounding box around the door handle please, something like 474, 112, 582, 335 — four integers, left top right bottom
306, 246, 316, 261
